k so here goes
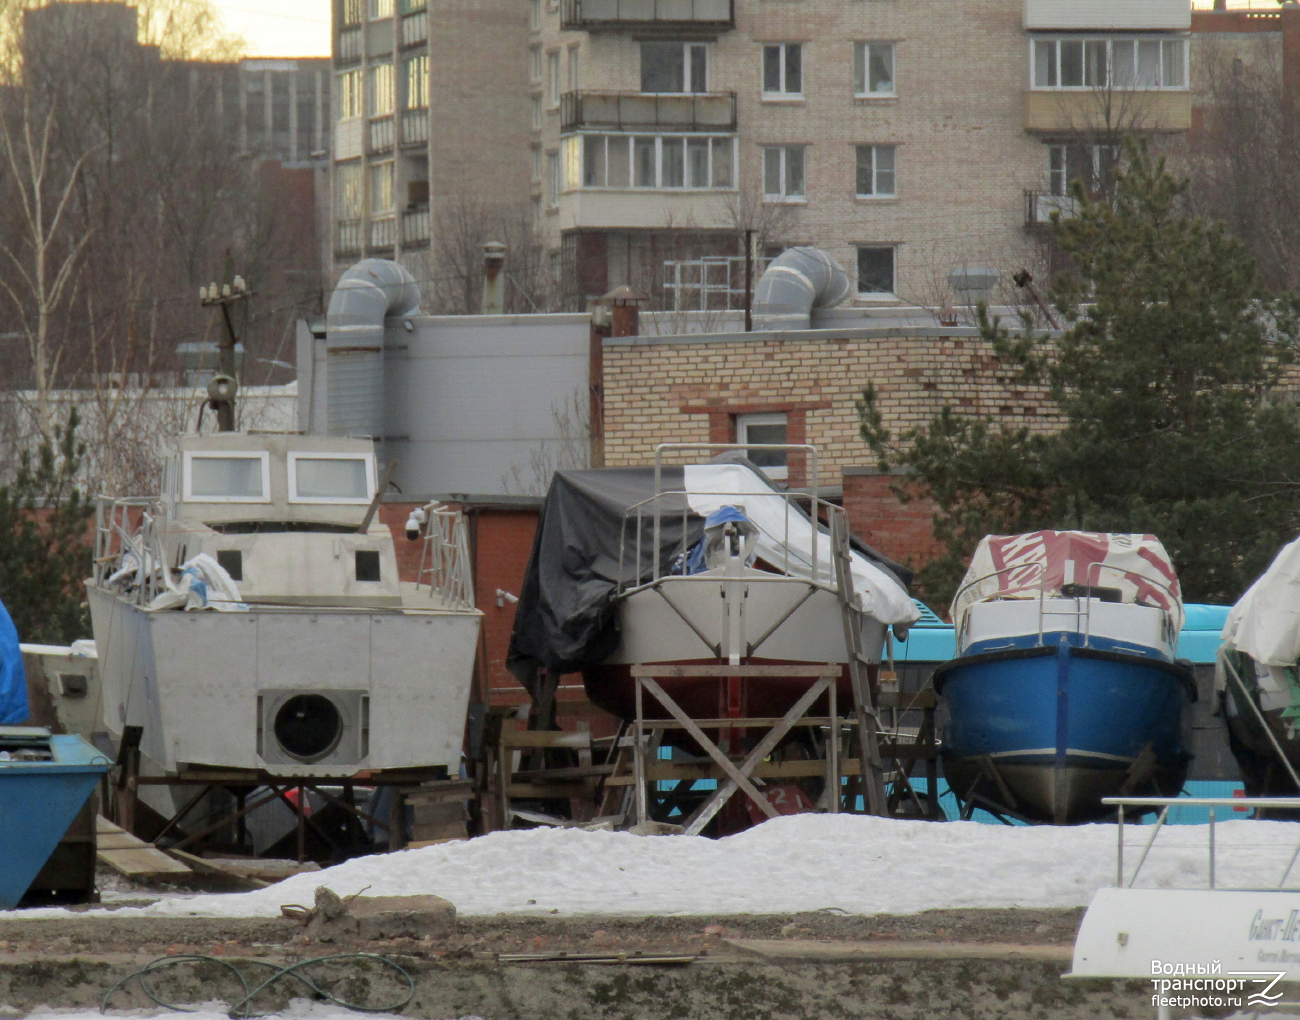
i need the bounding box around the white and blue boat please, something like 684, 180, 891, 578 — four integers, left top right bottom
933, 531, 1196, 824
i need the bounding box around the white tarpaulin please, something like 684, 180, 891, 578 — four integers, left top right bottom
1221, 534, 1300, 668
950, 531, 1183, 636
683, 464, 920, 628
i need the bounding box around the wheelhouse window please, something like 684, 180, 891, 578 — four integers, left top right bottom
641, 41, 708, 93
574, 134, 734, 190
854, 42, 894, 96
737, 413, 788, 482
183, 452, 271, 503
762, 43, 802, 98
1032, 36, 1187, 90
763, 145, 805, 201
288, 453, 376, 504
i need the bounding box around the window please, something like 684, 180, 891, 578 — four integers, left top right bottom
762, 145, 805, 200
356, 550, 382, 582
404, 54, 428, 109
1032, 36, 1187, 89
762, 43, 802, 97
288, 452, 375, 503
336, 163, 363, 216
1048, 143, 1118, 197
736, 413, 788, 482
342, 0, 363, 26
370, 161, 394, 214
369, 0, 394, 18
369, 63, 395, 116
855, 144, 895, 197
339, 69, 363, 119
531, 94, 542, 130
640, 42, 708, 93
857, 246, 895, 296
530, 0, 541, 30
547, 150, 560, 206
532, 144, 542, 181
578, 134, 734, 189
569, 45, 580, 91
854, 42, 894, 96
547, 51, 561, 105
216, 550, 243, 582
529, 44, 542, 82
183, 452, 270, 503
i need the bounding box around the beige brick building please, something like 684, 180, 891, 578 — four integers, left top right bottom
331, 0, 1192, 308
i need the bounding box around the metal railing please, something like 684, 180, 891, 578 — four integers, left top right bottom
1024, 189, 1079, 228
415, 501, 476, 610
400, 9, 427, 45
401, 108, 429, 144
561, 0, 733, 28
662, 255, 772, 312
1108, 795, 1300, 891
369, 216, 396, 249
368, 115, 395, 153
93, 497, 173, 607
561, 91, 736, 133
338, 27, 363, 61
336, 218, 363, 256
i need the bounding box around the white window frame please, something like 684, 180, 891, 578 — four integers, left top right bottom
576, 133, 736, 191
736, 412, 788, 482
856, 245, 897, 298
338, 69, 363, 120
369, 63, 395, 116
531, 94, 543, 130
530, 0, 541, 30
569, 44, 581, 92
287, 451, 377, 505
762, 144, 806, 202
529, 44, 543, 83
853, 41, 895, 97
1029, 35, 1188, 91
761, 43, 803, 99
547, 51, 562, 106
182, 451, 272, 504
640, 41, 709, 94
855, 144, 896, 198
547, 150, 560, 206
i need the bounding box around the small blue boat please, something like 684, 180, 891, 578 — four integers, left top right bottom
933, 531, 1196, 824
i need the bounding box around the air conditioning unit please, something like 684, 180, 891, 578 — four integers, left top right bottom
257, 689, 369, 769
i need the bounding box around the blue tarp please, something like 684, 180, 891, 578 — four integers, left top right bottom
0, 601, 27, 724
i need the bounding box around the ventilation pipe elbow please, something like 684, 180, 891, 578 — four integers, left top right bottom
751, 247, 852, 331
325, 259, 421, 438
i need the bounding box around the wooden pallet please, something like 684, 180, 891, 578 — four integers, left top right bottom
95, 816, 193, 880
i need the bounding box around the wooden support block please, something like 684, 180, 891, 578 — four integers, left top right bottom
506, 782, 591, 799
501, 730, 594, 749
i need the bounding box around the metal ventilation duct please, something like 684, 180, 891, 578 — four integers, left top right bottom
752, 247, 852, 331
325, 259, 421, 438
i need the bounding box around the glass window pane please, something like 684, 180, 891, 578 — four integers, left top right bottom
857, 247, 894, 294
785, 145, 804, 196
868, 43, 893, 93
744, 422, 787, 467
763, 45, 781, 92
1112, 40, 1134, 87
1065, 144, 1092, 191
608, 135, 630, 186
641, 41, 684, 93
763, 146, 781, 194
634, 136, 656, 186
854, 42, 866, 94
584, 135, 605, 186
785, 43, 802, 93
1084, 40, 1107, 87
687, 138, 708, 188
711, 137, 732, 187
689, 44, 707, 92
1034, 40, 1056, 87
190, 457, 263, 499
875, 145, 895, 195
855, 145, 872, 196
295, 458, 369, 499
1060, 40, 1083, 86
1162, 39, 1185, 87
1049, 145, 1065, 196
1138, 40, 1160, 87
662, 137, 684, 187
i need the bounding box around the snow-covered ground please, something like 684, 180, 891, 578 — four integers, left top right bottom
8, 814, 1300, 921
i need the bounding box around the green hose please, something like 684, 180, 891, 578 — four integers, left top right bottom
101, 952, 417, 1018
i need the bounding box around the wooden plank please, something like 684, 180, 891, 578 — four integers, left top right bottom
95, 815, 194, 879
631, 664, 838, 679
506, 782, 590, 798
879, 690, 937, 710
501, 730, 593, 749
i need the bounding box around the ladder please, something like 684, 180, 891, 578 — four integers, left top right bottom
831, 512, 889, 816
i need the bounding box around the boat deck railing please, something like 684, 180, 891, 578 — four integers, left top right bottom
616, 442, 840, 595
93, 497, 172, 607
414, 501, 476, 610
1107, 795, 1300, 890
953, 561, 1179, 654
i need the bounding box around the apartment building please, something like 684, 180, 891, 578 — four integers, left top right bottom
331, 0, 1192, 308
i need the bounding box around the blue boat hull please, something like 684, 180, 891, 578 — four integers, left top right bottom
934, 641, 1195, 824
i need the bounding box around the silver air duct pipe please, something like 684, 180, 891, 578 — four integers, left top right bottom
326, 259, 421, 438
752, 247, 852, 331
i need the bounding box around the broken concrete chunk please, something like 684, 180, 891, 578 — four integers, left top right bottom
304, 889, 456, 942
627, 820, 685, 836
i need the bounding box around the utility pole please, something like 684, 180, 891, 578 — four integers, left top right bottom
199, 277, 253, 432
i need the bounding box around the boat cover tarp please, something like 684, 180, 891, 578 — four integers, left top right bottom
951, 531, 1183, 636
1221, 535, 1300, 670
507, 462, 918, 684
0, 599, 28, 724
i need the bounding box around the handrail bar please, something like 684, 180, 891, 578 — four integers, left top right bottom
952, 561, 1047, 651
1103, 796, 1300, 807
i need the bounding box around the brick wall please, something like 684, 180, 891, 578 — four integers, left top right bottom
842, 468, 942, 576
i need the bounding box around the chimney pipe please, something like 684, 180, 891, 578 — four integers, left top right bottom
482, 241, 506, 315
602, 285, 646, 338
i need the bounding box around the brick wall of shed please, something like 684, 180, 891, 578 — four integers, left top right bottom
842, 469, 943, 577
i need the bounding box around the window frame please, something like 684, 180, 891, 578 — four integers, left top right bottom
762, 144, 806, 202
547, 150, 561, 206
338, 69, 363, 120
853, 41, 895, 98
761, 43, 803, 99
547, 50, 562, 106
575, 132, 736, 191
854, 143, 896, 199
369, 63, 395, 117
404, 53, 428, 110
639, 41, 709, 94
182, 451, 272, 504
1029, 35, 1188, 91
529, 44, 543, 83
736, 412, 789, 482
287, 451, 377, 505
856, 245, 897, 298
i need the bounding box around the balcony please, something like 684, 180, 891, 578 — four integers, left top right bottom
337, 218, 363, 257
561, 91, 736, 133
562, 0, 732, 32
369, 115, 395, 153
401, 109, 429, 145
403, 208, 430, 245
1023, 90, 1191, 133
1024, 191, 1079, 228
401, 10, 427, 46
338, 27, 362, 62
1023, 0, 1189, 31
370, 216, 396, 250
